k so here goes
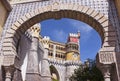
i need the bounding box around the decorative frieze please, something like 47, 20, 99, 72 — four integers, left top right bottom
99, 51, 115, 64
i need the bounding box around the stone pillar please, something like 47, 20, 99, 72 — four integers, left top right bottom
0, 56, 3, 81
53, 45, 56, 59
3, 66, 15, 81
96, 50, 116, 81
101, 65, 112, 81
25, 24, 41, 81
13, 69, 22, 81
41, 36, 51, 81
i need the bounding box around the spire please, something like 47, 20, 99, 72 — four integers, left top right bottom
77, 31, 80, 38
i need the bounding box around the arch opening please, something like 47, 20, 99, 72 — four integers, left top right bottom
12, 10, 105, 53
40, 18, 102, 61
2, 4, 116, 79
50, 65, 60, 81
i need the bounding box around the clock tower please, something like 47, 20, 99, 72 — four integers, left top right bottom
66, 32, 80, 61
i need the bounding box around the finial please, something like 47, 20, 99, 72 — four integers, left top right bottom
77, 31, 80, 38
30, 23, 41, 37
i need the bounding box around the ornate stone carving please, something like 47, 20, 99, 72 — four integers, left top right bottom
41, 36, 50, 49
52, 2, 60, 11
30, 24, 41, 38
25, 35, 41, 81
101, 65, 112, 81
99, 51, 115, 64
2, 66, 15, 81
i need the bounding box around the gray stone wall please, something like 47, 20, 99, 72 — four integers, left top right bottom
48, 59, 81, 81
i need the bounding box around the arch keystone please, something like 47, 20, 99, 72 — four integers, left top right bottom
52, 2, 60, 11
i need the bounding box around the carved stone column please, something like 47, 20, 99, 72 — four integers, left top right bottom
2, 55, 16, 81
96, 48, 116, 81
0, 56, 4, 81
101, 65, 112, 81
3, 66, 15, 81
25, 24, 41, 81
13, 69, 22, 81
41, 36, 51, 81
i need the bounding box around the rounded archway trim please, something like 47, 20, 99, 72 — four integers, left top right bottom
50, 65, 60, 81
1, 3, 116, 65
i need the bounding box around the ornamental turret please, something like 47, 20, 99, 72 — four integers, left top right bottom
66, 32, 80, 61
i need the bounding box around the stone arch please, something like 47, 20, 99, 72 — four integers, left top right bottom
1, 3, 116, 72
49, 65, 60, 81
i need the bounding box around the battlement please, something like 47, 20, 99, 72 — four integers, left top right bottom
67, 32, 80, 44
43, 36, 50, 40
48, 58, 82, 66
30, 24, 41, 32
69, 33, 79, 38
69, 31, 80, 38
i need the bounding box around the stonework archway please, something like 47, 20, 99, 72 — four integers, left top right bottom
50, 65, 60, 81
2, 3, 116, 55
0, 2, 118, 81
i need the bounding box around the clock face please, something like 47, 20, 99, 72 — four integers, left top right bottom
73, 53, 78, 58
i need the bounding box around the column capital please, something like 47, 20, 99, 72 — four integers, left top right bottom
41, 36, 50, 49
30, 24, 40, 38
2, 65, 15, 81
100, 64, 112, 81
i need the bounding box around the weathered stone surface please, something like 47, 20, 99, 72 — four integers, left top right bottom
13, 70, 22, 81
41, 49, 51, 81
99, 51, 115, 64
26, 37, 41, 81
0, 1, 120, 81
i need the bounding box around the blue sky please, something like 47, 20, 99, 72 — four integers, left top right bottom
40, 18, 102, 62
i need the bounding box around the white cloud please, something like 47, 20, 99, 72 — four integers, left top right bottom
65, 19, 93, 42
52, 30, 67, 43
66, 19, 93, 33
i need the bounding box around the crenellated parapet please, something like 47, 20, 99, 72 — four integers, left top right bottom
30, 24, 40, 38
65, 60, 82, 66
48, 58, 82, 66
25, 24, 40, 40
41, 36, 50, 49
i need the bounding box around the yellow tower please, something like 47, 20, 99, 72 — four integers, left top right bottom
66, 32, 80, 61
